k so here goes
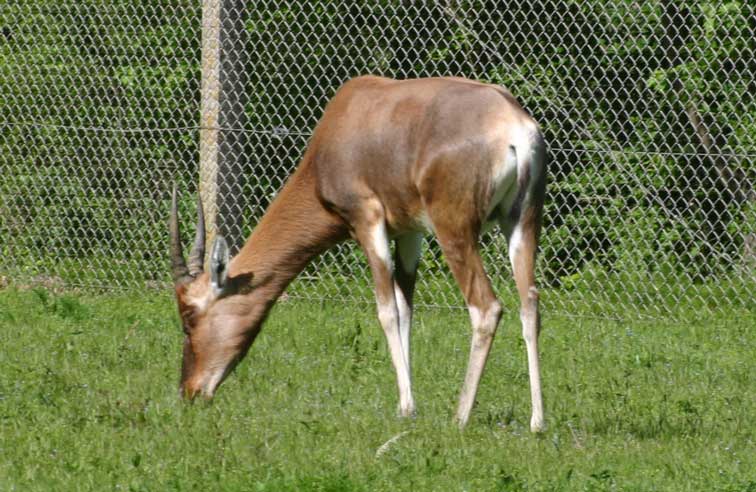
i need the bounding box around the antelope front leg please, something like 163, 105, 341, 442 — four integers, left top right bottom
393, 232, 422, 380
356, 212, 415, 417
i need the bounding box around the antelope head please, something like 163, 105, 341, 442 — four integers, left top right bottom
169, 188, 257, 400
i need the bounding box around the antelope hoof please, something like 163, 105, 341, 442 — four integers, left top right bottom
530, 416, 546, 433
454, 413, 470, 430
398, 403, 417, 419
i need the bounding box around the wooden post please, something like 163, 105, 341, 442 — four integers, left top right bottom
200, 0, 221, 253
200, 0, 248, 259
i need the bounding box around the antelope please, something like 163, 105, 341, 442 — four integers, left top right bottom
170, 75, 546, 430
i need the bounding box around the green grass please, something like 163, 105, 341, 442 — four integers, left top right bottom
0, 287, 754, 491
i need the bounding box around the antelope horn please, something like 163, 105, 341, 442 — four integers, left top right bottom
186, 194, 206, 276
170, 185, 192, 285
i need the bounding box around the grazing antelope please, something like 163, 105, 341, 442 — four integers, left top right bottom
170, 75, 546, 430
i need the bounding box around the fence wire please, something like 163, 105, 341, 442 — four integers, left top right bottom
0, 1, 754, 320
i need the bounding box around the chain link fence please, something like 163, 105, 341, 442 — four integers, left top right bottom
1, 1, 754, 320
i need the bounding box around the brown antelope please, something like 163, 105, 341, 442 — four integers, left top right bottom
170, 75, 546, 431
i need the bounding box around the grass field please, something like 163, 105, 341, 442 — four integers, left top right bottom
0, 286, 754, 491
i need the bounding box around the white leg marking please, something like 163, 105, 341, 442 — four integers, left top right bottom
378, 295, 415, 417
467, 304, 501, 335
521, 291, 544, 432
394, 232, 422, 372
468, 305, 482, 328
394, 283, 412, 368
509, 226, 545, 433
508, 224, 523, 268
457, 300, 502, 427
370, 221, 393, 271
367, 222, 415, 417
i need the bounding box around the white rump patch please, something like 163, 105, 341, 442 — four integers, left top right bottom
487, 121, 541, 219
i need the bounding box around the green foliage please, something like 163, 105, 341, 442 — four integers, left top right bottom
0, 1, 200, 284
245, 0, 756, 288
0, 288, 754, 490
0, 1, 753, 312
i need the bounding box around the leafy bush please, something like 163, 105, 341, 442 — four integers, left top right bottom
0, 1, 753, 314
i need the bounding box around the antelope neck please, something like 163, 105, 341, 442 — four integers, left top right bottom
228, 163, 348, 299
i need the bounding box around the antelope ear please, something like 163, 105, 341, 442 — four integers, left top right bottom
210, 236, 230, 294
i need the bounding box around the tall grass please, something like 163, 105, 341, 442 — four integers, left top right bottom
0, 287, 753, 491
